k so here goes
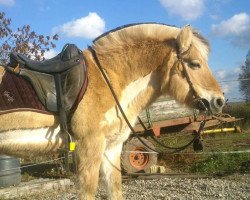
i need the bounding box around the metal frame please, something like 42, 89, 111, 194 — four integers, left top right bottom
133, 114, 242, 137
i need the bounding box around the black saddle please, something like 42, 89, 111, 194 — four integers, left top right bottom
9, 44, 83, 74
6, 43, 87, 113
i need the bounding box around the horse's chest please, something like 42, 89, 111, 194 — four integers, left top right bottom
101, 107, 136, 146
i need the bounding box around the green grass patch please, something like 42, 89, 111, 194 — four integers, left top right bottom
191, 153, 250, 175
157, 131, 250, 174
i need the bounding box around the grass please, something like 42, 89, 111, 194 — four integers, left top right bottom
19, 154, 76, 182
191, 153, 250, 174
157, 132, 250, 175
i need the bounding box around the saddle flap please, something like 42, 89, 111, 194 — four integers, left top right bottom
19, 62, 85, 112
60, 63, 85, 111
19, 69, 56, 111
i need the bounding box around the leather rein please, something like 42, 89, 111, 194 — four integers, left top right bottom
90, 46, 208, 153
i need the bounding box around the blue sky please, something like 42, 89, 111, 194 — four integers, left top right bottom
1, 0, 249, 102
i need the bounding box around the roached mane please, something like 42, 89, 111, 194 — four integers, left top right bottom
92, 23, 210, 60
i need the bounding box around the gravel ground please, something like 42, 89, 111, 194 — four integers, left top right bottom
18, 174, 250, 200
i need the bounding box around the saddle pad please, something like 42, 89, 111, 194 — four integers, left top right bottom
0, 70, 50, 115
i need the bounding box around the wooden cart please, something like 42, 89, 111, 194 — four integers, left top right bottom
121, 97, 241, 173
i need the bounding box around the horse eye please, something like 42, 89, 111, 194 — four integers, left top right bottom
189, 60, 201, 69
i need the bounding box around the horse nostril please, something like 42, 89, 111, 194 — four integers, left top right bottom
195, 98, 210, 110
216, 98, 225, 107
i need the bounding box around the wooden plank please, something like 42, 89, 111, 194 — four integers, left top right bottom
137, 97, 196, 124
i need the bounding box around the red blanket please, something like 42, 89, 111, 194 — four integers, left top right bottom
0, 70, 49, 114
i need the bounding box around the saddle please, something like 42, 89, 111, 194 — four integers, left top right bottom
2, 43, 88, 153
7, 43, 87, 112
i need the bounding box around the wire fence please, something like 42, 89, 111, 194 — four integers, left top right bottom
0, 148, 249, 174
123, 149, 250, 155
0, 156, 65, 173
219, 78, 250, 83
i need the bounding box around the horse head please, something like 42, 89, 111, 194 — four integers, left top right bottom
167, 25, 225, 114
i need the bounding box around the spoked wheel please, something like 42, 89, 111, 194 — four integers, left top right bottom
121, 137, 157, 173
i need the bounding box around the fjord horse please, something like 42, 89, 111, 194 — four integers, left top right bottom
0, 23, 224, 199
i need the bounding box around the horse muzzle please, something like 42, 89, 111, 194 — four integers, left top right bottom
195, 97, 225, 114
210, 96, 225, 113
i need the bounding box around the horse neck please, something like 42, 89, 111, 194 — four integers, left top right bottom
93, 42, 174, 117
95, 41, 172, 90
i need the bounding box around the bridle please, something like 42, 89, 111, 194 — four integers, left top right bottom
176, 45, 209, 112
89, 44, 209, 153
177, 47, 200, 98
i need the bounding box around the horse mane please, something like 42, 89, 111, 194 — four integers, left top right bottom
92, 23, 210, 60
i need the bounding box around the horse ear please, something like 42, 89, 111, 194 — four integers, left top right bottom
176, 25, 193, 54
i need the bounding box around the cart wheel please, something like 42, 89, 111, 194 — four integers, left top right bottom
121, 137, 157, 173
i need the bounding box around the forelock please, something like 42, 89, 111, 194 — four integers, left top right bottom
192, 30, 210, 60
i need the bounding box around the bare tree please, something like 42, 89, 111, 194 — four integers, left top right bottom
239, 50, 250, 102
0, 12, 59, 64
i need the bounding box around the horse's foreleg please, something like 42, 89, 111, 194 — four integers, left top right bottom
100, 143, 123, 200
76, 135, 106, 200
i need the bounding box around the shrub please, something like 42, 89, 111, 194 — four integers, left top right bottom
223, 102, 250, 130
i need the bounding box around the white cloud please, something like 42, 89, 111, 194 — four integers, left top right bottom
44, 49, 58, 59
215, 67, 243, 101
215, 67, 240, 82
0, 0, 15, 6
212, 13, 250, 36
234, 67, 241, 74
221, 81, 241, 102
221, 84, 230, 94
53, 12, 105, 39
217, 70, 227, 79
159, 0, 205, 21
24, 42, 58, 60
211, 13, 250, 47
